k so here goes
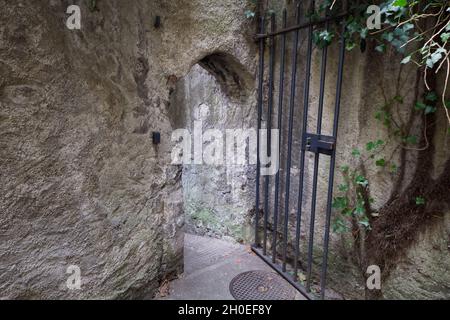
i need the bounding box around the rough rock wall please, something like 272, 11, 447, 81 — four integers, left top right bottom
1, 0, 448, 300
0, 0, 255, 299
171, 65, 255, 242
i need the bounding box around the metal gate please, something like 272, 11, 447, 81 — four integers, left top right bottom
252, 2, 346, 300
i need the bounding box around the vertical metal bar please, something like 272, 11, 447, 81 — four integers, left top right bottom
293, 10, 314, 281
263, 13, 276, 255
281, 4, 301, 272
320, 25, 346, 300
254, 16, 265, 247
316, 26, 329, 132
271, 9, 287, 263
306, 15, 330, 292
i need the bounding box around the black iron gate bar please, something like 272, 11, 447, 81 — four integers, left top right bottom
252, 3, 347, 300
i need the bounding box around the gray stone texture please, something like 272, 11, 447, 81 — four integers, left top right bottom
0, 0, 448, 300
0, 0, 255, 299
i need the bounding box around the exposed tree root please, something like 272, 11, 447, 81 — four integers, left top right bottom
363, 70, 450, 299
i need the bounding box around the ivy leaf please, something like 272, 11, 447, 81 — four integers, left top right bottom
425, 92, 437, 102
414, 101, 426, 110
426, 50, 445, 69
338, 184, 349, 192
375, 44, 386, 53
392, 0, 407, 7
332, 216, 349, 234
401, 55, 411, 64
355, 175, 369, 187
342, 207, 353, 217
382, 32, 394, 42
244, 10, 255, 18
332, 197, 349, 209
346, 40, 357, 51
390, 163, 398, 173
405, 135, 417, 145
358, 218, 370, 228
341, 165, 350, 173
394, 95, 404, 103
355, 206, 365, 216
424, 105, 436, 115
375, 158, 386, 167
352, 148, 361, 157
314, 29, 335, 48
441, 32, 450, 42
360, 28, 369, 39
355, 199, 366, 215
445, 100, 450, 109
375, 111, 382, 120
366, 140, 384, 151
415, 197, 425, 205
402, 23, 414, 32
366, 141, 376, 151
320, 30, 334, 42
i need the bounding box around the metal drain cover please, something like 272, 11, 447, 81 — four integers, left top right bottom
229, 270, 296, 300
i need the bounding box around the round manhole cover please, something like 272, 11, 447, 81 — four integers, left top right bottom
229, 270, 296, 300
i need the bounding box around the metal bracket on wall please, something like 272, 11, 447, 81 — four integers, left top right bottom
304, 133, 335, 156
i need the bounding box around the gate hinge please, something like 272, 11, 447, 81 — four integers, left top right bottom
303, 133, 335, 156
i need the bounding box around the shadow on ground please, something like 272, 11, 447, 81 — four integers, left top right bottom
158, 234, 306, 300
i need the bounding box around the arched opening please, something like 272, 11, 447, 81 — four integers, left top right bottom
161, 52, 285, 299
169, 52, 255, 244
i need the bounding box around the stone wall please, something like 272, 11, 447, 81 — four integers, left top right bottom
0, 0, 255, 299
1, 0, 448, 300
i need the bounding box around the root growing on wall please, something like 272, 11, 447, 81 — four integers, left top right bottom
361, 70, 450, 299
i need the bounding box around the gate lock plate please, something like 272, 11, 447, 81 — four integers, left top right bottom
304, 133, 335, 156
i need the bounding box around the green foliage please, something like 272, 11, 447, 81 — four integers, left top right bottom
415, 93, 438, 114
415, 196, 426, 205
309, 0, 449, 124
351, 148, 361, 157
244, 0, 258, 19
332, 165, 372, 233
331, 139, 386, 233
313, 29, 335, 48
87, 0, 97, 12
366, 139, 384, 151
310, 1, 448, 234
244, 10, 256, 19
375, 158, 386, 167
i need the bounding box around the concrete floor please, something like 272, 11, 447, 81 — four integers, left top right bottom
159, 233, 305, 300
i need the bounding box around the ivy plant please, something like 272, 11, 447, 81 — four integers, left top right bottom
312, 0, 450, 124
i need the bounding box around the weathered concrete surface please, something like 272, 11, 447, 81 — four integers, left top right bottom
0, 0, 256, 299
158, 234, 305, 300
382, 213, 450, 299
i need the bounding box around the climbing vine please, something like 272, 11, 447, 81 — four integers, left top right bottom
312, 0, 450, 123
311, 0, 449, 231
314, 0, 449, 296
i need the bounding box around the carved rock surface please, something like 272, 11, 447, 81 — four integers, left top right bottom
0, 0, 254, 299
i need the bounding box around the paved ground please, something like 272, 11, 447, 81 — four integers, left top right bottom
159, 234, 305, 300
